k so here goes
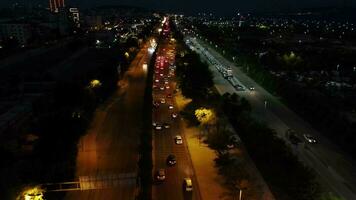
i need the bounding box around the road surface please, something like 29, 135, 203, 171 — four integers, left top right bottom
152, 25, 201, 200
186, 35, 356, 200
64, 39, 152, 200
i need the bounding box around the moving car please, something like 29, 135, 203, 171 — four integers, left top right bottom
183, 178, 193, 192
155, 124, 163, 130
160, 98, 166, 104
156, 169, 166, 181
175, 135, 183, 144
168, 104, 174, 109
153, 101, 160, 108
171, 113, 178, 118
163, 123, 170, 129
303, 134, 317, 144
167, 154, 176, 165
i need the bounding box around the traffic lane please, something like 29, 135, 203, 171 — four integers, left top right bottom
153, 111, 196, 200
153, 47, 198, 200
197, 39, 356, 199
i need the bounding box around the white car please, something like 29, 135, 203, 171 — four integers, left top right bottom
183, 178, 193, 192
171, 113, 178, 118
175, 135, 183, 144
168, 105, 174, 109
155, 124, 163, 130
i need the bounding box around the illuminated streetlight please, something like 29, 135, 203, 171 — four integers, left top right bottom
195, 108, 216, 125
89, 79, 102, 88
18, 186, 45, 200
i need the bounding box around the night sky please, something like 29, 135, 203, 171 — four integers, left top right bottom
1, 0, 354, 14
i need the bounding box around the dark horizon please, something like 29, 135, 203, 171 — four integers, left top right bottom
0, 0, 354, 15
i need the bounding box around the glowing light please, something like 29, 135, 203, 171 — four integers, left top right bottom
124, 52, 130, 58
142, 63, 148, 72
18, 186, 44, 200
195, 108, 216, 125
89, 79, 102, 88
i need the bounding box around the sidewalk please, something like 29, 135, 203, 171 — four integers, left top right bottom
183, 123, 230, 200
175, 92, 275, 200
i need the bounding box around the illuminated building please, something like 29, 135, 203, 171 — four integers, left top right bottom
49, 0, 65, 12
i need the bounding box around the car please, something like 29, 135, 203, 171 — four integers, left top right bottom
155, 124, 163, 130
165, 81, 169, 85
175, 135, 183, 144
249, 86, 255, 91
156, 169, 166, 181
167, 93, 173, 98
160, 98, 166, 104
163, 123, 170, 129
155, 79, 160, 83
303, 134, 317, 144
226, 143, 235, 149
167, 154, 176, 165
168, 104, 174, 109
153, 101, 160, 108
165, 85, 170, 89
235, 84, 244, 90
160, 73, 164, 77
183, 178, 193, 192
160, 86, 165, 90
152, 122, 157, 127
171, 113, 178, 118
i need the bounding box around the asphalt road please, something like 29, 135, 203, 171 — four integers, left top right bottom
152, 31, 201, 200
187, 35, 356, 200
64, 39, 152, 200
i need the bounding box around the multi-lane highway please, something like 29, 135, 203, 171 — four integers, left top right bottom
183, 33, 356, 199
152, 21, 201, 200
64, 39, 153, 200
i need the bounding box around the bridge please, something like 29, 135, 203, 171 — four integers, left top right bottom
41, 172, 137, 192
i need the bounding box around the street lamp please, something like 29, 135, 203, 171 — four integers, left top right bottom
19, 186, 45, 200
89, 79, 102, 88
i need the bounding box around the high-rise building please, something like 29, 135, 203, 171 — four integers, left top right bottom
49, 0, 65, 12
